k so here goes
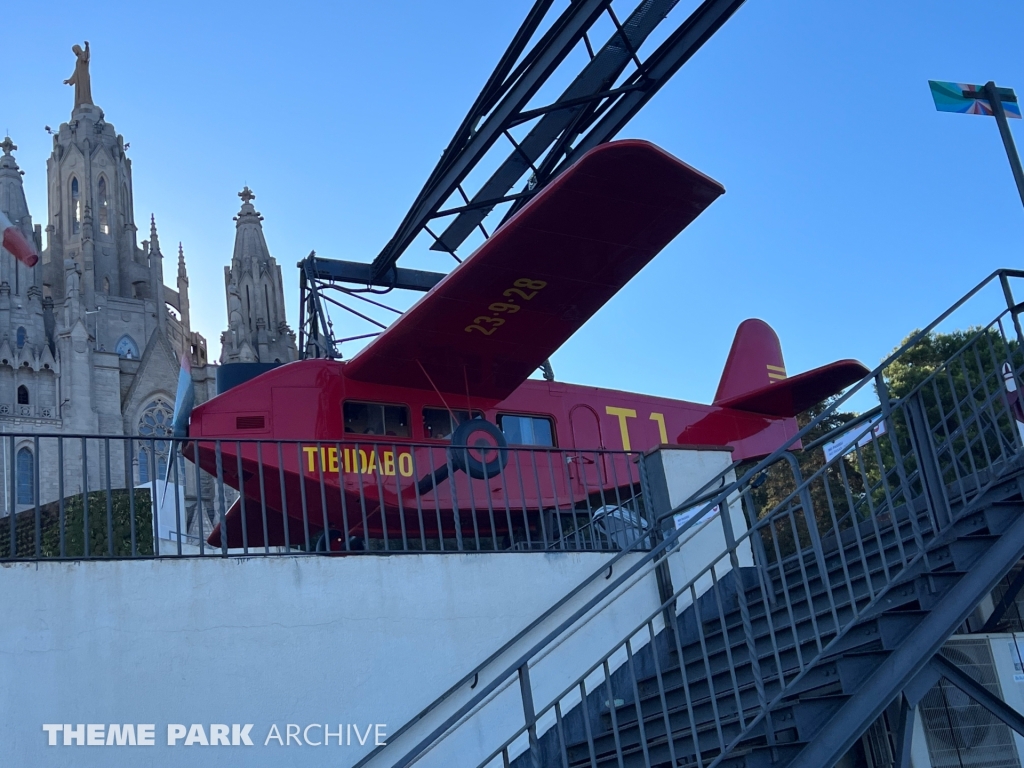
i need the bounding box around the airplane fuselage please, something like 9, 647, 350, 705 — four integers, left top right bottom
192, 359, 799, 459
190, 359, 799, 548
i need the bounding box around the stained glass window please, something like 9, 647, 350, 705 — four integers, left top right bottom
16, 448, 33, 505
137, 399, 173, 483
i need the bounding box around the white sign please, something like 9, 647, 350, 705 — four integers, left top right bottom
674, 503, 719, 531
823, 418, 887, 462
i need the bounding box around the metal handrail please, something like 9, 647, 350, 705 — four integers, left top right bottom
0, 436, 656, 559
381, 478, 751, 768
366, 267, 1024, 768
352, 453, 737, 768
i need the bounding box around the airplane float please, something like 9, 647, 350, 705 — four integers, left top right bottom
179, 140, 869, 551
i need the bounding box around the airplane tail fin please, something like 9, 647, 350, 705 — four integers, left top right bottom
713, 319, 870, 418
713, 319, 787, 405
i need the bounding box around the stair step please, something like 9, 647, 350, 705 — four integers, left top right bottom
613, 650, 886, 736
690, 567, 944, 664
762, 509, 994, 603
717, 743, 805, 768
579, 696, 846, 768
985, 502, 1023, 535
548, 470, 1024, 768
648, 612, 924, 719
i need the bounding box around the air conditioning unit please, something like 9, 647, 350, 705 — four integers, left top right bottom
906, 634, 1024, 768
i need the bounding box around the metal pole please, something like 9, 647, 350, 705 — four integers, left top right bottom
983, 81, 1024, 208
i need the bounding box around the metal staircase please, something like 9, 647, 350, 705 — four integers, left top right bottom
359, 269, 1024, 768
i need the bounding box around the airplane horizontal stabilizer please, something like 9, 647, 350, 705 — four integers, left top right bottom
714, 360, 870, 418
344, 140, 725, 402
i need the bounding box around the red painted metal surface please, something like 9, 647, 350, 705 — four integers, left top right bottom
191, 343, 867, 548
188, 141, 869, 547
344, 139, 725, 402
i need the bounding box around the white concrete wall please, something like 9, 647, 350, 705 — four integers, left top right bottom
0, 551, 654, 768
2, 446, 743, 768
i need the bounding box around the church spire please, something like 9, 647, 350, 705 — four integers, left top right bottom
149, 214, 160, 255
220, 186, 296, 365
177, 242, 190, 337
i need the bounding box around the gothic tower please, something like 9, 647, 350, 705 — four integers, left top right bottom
220, 187, 297, 364
40, 100, 150, 304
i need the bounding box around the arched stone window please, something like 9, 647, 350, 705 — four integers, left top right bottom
16, 327, 26, 349
16, 447, 33, 505
70, 176, 81, 234
115, 334, 139, 359
137, 398, 173, 484
97, 176, 109, 235
17, 385, 28, 405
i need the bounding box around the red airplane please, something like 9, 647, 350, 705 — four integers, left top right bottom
184, 140, 868, 550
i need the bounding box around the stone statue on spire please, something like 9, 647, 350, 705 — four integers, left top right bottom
0, 137, 16, 157
239, 186, 255, 205
63, 41, 93, 109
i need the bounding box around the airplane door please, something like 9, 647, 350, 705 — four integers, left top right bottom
569, 405, 605, 494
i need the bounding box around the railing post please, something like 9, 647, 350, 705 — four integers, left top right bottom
1000, 272, 1024, 349
215, 440, 229, 556
33, 435, 40, 558
8, 434, 15, 557
904, 393, 951, 529
638, 452, 678, 641
718, 493, 775, 748
781, 451, 831, 585
518, 663, 542, 768
876, 374, 929, 555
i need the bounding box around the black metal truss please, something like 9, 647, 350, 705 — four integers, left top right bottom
297, 252, 450, 360
369, 0, 747, 281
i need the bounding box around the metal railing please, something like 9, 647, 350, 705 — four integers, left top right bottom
0, 437, 652, 559
359, 269, 1024, 768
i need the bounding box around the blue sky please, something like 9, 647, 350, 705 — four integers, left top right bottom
3, 0, 1023, 409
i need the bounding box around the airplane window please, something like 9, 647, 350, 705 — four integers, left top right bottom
422, 407, 484, 440
343, 401, 411, 438
497, 414, 555, 447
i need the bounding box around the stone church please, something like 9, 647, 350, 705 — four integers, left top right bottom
0, 45, 296, 538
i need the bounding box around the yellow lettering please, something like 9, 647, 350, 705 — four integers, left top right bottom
650, 412, 668, 444
605, 406, 637, 451
383, 451, 396, 476
398, 453, 413, 478
363, 450, 377, 475
344, 448, 352, 473
303, 446, 318, 472
328, 447, 339, 474
319, 447, 327, 473
358, 449, 369, 474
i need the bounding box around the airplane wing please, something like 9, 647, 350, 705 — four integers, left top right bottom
714, 360, 870, 418
344, 139, 725, 402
